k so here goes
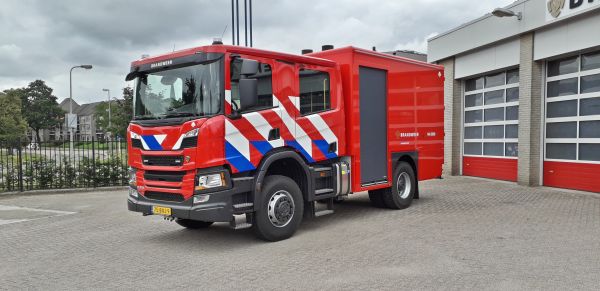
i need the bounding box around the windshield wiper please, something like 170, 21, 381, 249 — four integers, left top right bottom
163, 112, 197, 118
134, 115, 163, 120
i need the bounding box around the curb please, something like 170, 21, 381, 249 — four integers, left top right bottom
0, 186, 129, 198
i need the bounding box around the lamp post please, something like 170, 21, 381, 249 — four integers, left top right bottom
102, 88, 112, 130
69, 65, 93, 154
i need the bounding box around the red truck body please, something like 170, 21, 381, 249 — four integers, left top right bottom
126, 44, 444, 241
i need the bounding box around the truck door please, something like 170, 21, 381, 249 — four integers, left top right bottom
292, 65, 340, 163
359, 66, 388, 185
225, 56, 284, 173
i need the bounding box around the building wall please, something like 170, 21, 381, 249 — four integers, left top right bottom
455, 38, 520, 79
534, 10, 600, 60
428, 0, 600, 63
517, 32, 543, 186
439, 58, 463, 176
429, 0, 600, 193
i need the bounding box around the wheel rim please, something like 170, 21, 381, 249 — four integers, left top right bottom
267, 190, 295, 228
396, 172, 412, 199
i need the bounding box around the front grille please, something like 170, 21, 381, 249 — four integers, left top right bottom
144, 170, 186, 182
142, 155, 183, 166
131, 139, 143, 149
144, 191, 185, 202
180, 137, 198, 149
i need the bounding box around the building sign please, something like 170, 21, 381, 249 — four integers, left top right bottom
546, 0, 600, 21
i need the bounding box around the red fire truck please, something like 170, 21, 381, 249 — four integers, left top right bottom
126, 42, 444, 241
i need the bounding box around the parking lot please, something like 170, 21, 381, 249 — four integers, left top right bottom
1, 176, 599, 290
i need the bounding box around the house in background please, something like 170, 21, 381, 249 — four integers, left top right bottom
32, 98, 105, 142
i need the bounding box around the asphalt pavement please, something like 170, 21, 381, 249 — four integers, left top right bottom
1, 176, 599, 290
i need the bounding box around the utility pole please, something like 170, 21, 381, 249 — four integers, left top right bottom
69, 65, 93, 155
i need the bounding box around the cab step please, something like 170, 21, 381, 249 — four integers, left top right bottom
314, 209, 334, 217
233, 202, 254, 209
230, 213, 252, 230
315, 188, 334, 195
311, 198, 335, 218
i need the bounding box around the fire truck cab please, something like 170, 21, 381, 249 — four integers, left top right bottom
126, 43, 444, 241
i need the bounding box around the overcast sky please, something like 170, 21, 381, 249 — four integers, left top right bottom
0, 0, 515, 104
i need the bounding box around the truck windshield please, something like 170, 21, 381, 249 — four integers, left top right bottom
133, 60, 223, 120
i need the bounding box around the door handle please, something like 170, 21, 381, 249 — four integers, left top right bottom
268, 128, 280, 141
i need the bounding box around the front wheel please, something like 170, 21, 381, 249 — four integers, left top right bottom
381, 162, 416, 209
253, 175, 304, 242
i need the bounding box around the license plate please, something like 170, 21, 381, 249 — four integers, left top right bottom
152, 206, 172, 216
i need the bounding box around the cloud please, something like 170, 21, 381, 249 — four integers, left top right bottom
0, 0, 515, 103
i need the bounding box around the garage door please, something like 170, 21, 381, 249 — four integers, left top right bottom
543, 51, 600, 193
462, 69, 519, 181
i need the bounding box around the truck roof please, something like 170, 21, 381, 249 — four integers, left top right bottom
309, 46, 444, 70
131, 45, 337, 68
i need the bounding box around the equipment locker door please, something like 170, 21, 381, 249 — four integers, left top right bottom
359, 66, 388, 185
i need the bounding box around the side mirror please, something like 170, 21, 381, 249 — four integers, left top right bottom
239, 79, 258, 111
241, 59, 259, 76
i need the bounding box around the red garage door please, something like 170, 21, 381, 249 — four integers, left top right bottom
462, 69, 519, 182
543, 52, 600, 193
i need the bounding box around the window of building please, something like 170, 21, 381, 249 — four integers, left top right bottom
463, 69, 519, 158
299, 69, 330, 115
230, 59, 273, 111
545, 50, 600, 162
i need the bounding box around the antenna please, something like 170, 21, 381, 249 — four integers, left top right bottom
221, 25, 228, 39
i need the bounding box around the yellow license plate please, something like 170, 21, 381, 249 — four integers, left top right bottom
152, 206, 172, 216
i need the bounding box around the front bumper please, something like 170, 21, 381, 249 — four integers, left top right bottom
127, 177, 254, 222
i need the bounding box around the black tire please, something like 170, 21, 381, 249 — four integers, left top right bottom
368, 190, 387, 208
175, 219, 214, 229
253, 175, 304, 242
381, 162, 416, 209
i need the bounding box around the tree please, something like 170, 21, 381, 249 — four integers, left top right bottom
20, 80, 64, 143
0, 90, 28, 142
95, 87, 133, 138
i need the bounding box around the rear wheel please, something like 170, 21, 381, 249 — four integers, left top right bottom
253, 175, 304, 242
381, 162, 416, 209
175, 219, 214, 229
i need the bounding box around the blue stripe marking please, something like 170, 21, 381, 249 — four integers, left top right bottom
250, 141, 273, 156
225, 141, 255, 172
142, 135, 162, 150
314, 139, 337, 159
285, 140, 315, 163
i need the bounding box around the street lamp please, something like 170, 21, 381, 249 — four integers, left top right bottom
102, 88, 112, 130
492, 8, 522, 20
69, 65, 93, 152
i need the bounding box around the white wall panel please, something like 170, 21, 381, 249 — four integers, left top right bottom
535, 11, 600, 60
455, 38, 520, 79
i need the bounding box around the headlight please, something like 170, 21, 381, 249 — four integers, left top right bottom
196, 172, 226, 191
129, 167, 137, 187
182, 128, 199, 138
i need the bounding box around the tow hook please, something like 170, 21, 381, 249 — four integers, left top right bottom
163, 216, 175, 222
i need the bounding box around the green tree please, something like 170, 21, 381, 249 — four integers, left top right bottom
20, 80, 64, 143
0, 90, 28, 142
95, 87, 133, 138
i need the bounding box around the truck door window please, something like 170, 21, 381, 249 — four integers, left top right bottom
231, 59, 273, 111
299, 69, 330, 115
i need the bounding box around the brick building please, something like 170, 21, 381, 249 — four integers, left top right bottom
428, 0, 600, 193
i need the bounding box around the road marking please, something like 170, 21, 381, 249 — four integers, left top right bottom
0, 205, 76, 226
